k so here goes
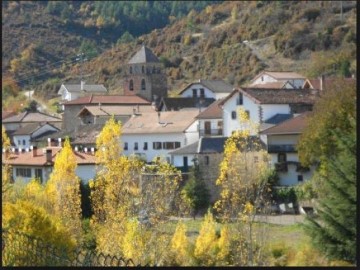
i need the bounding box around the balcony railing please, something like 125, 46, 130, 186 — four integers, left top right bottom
268, 144, 296, 153
199, 129, 223, 137
275, 162, 288, 172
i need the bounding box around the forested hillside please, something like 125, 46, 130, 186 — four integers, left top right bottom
2, 1, 357, 104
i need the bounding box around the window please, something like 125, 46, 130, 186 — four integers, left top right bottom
218, 121, 223, 135
18, 140, 21, 145
192, 89, 197, 98
245, 110, 250, 119
124, 142, 128, 150
129, 66, 133, 74
23, 140, 26, 145
35, 168, 43, 183
141, 79, 146, 90
162, 142, 181, 150
129, 80, 134, 91
261, 76, 264, 81
200, 88, 205, 98
238, 93, 243, 105
134, 142, 138, 150
142, 66, 145, 73
231, 111, 237, 119
205, 156, 210, 165
143, 142, 148, 150
278, 153, 286, 163
153, 142, 162, 150
298, 175, 303, 182
16, 168, 31, 178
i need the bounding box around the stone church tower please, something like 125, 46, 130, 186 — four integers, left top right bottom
123, 45, 167, 103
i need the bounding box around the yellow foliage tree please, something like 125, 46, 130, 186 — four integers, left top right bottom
170, 222, 190, 265
216, 225, 231, 265
45, 137, 82, 243
194, 211, 218, 265
2, 125, 12, 202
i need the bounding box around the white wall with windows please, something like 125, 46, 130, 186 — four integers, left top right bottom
122, 122, 199, 163
180, 83, 229, 100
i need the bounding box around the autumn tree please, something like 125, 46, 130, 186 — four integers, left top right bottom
213, 108, 273, 266
45, 137, 82, 243
169, 222, 190, 265
2, 125, 13, 202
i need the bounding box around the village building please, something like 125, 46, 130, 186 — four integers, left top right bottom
121, 110, 200, 163
157, 97, 215, 112
57, 81, 108, 103
178, 79, 234, 100
219, 87, 317, 136
123, 45, 167, 103
2, 142, 97, 184
248, 71, 306, 89
196, 98, 224, 137
260, 112, 316, 186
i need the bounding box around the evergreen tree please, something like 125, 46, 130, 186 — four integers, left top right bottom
303, 119, 356, 263
181, 160, 210, 219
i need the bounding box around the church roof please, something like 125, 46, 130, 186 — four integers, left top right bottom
128, 45, 160, 64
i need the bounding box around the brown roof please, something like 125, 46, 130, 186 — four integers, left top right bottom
63, 95, 151, 105
196, 98, 223, 119
178, 79, 234, 95
251, 71, 306, 83
303, 77, 356, 90
3, 147, 96, 166
2, 111, 62, 123
12, 122, 59, 136
77, 105, 155, 117
249, 81, 291, 89
122, 110, 199, 134
260, 112, 311, 135
2, 110, 17, 120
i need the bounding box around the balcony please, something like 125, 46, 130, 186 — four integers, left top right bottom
268, 144, 296, 153
275, 162, 288, 172
199, 129, 223, 137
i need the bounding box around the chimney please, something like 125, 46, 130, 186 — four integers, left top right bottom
58, 138, 62, 147
46, 149, 52, 163
91, 147, 95, 155
26, 148, 29, 152
48, 138, 52, 147
32, 146, 38, 157
84, 147, 88, 153
18, 147, 22, 153
75, 146, 79, 152
81, 80, 85, 91
14, 148, 19, 155
319, 75, 324, 91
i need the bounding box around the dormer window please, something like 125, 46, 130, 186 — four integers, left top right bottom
192, 89, 197, 98
129, 80, 134, 91
141, 79, 146, 90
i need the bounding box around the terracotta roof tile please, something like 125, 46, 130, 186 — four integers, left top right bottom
63, 95, 151, 105
260, 112, 311, 135
196, 98, 223, 119
3, 146, 96, 166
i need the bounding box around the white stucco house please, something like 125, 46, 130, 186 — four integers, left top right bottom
196, 98, 224, 137
12, 122, 60, 148
260, 112, 316, 186
178, 79, 234, 100
58, 81, 108, 102
248, 71, 306, 89
219, 88, 317, 137
121, 110, 200, 163
2, 144, 97, 185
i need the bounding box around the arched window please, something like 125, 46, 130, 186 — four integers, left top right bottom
142, 66, 145, 73
141, 79, 146, 90
129, 80, 134, 91
129, 66, 133, 74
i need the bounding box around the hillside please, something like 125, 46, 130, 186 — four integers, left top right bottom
2, 1, 357, 103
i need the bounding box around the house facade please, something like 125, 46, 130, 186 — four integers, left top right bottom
122, 110, 199, 163
196, 98, 224, 137
2, 144, 97, 184
248, 71, 306, 89
57, 81, 108, 102
220, 88, 317, 137
260, 112, 316, 186
178, 79, 234, 100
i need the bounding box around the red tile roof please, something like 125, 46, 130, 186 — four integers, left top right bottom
63, 95, 151, 105
3, 147, 97, 166
260, 112, 311, 135
196, 98, 223, 119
